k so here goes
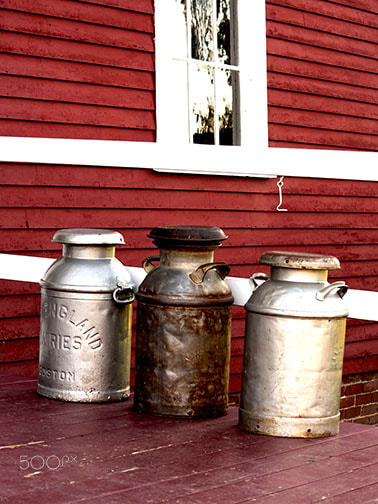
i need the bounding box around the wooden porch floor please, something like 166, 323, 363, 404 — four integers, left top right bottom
0, 374, 377, 504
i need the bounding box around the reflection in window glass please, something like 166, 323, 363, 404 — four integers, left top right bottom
216, 70, 236, 145
191, 0, 214, 62
217, 0, 232, 65
191, 64, 215, 144
177, 0, 239, 145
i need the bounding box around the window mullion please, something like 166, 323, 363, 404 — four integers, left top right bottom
213, 0, 219, 146
186, 0, 192, 143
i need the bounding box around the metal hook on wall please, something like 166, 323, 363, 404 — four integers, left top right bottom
276, 176, 288, 212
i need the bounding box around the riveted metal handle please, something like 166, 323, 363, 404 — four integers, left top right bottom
250, 272, 270, 291
142, 255, 160, 273
189, 262, 230, 285
316, 281, 348, 301
112, 287, 135, 304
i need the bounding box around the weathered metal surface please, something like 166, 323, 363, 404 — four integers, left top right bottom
259, 250, 341, 270
135, 303, 231, 418
37, 228, 134, 402
134, 225, 233, 418
239, 251, 349, 438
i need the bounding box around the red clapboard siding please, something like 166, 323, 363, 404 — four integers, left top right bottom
0, 32, 154, 71
346, 323, 378, 343
268, 38, 378, 74
0, 98, 155, 129
330, 0, 378, 14
268, 55, 378, 90
269, 125, 378, 150
270, 108, 378, 135
266, 19, 377, 59
0, 337, 39, 363
267, 3, 378, 43
0, 0, 154, 32
0, 11, 154, 51
4, 186, 378, 213
2, 207, 378, 231
0, 280, 41, 296
0, 166, 377, 383
344, 339, 378, 360
1, 230, 378, 257
269, 141, 365, 150
268, 0, 378, 27
0, 121, 155, 141
266, 0, 378, 151
0, 294, 40, 319
268, 83, 378, 112
0, 359, 38, 377
0, 316, 40, 340
73, 0, 154, 15
0, 1, 377, 391
0, 75, 155, 109
2, 163, 378, 196
0, 2, 155, 140
0, 54, 155, 89
343, 356, 378, 375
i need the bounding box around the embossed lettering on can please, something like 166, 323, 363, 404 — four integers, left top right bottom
37, 228, 134, 403
38, 291, 132, 403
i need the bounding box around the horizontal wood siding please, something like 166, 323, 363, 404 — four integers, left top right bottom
0, 1, 377, 391
0, 165, 377, 389
0, 0, 155, 140
266, 0, 378, 150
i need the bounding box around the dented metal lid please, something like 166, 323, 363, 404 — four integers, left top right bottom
260, 250, 341, 270
148, 226, 227, 246
52, 228, 125, 246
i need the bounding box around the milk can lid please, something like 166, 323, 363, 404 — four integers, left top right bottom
52, 228, 125, 245
148, 226, 227, 245
260, 250, 341, 270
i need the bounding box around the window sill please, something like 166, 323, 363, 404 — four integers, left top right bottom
0, 136, 376, 181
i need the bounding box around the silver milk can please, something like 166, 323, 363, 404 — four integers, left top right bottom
38, 228, 135, 402
134, 225, 234, 418
239, 251, 349, 437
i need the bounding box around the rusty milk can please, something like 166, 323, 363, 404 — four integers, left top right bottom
134, 225, 234, 418
239, 251, 349, 437
38, 228, 135, 402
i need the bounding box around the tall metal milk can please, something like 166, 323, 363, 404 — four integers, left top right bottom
134, 225, 234, 418
239, 251, 349, 437
37, 228, 135, 402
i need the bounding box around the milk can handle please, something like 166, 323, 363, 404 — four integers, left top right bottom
113, 287, 135, 304
189, 262, 230, 285
316, 281, 348, 301
250, 272, 270, 291
142, 255, 160, 273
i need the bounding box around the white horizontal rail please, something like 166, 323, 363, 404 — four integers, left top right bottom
0, 253, 377, 321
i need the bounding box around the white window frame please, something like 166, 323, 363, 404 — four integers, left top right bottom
0, 0, 376, 181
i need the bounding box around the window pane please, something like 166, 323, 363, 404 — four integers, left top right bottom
191, 63, 215, 144
218, 69, 239, 146
191, 0, 214, 62
217, 0, 233, 65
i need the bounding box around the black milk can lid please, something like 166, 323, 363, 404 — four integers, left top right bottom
260, 250, 341, 270
148, 226, 228, 246
52, 228, 125, 245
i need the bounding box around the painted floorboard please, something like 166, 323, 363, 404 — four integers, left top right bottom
0, 376, 376, 504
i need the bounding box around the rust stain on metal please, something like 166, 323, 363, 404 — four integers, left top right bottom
134, 226, 233, 418
135, 303, 231, 418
